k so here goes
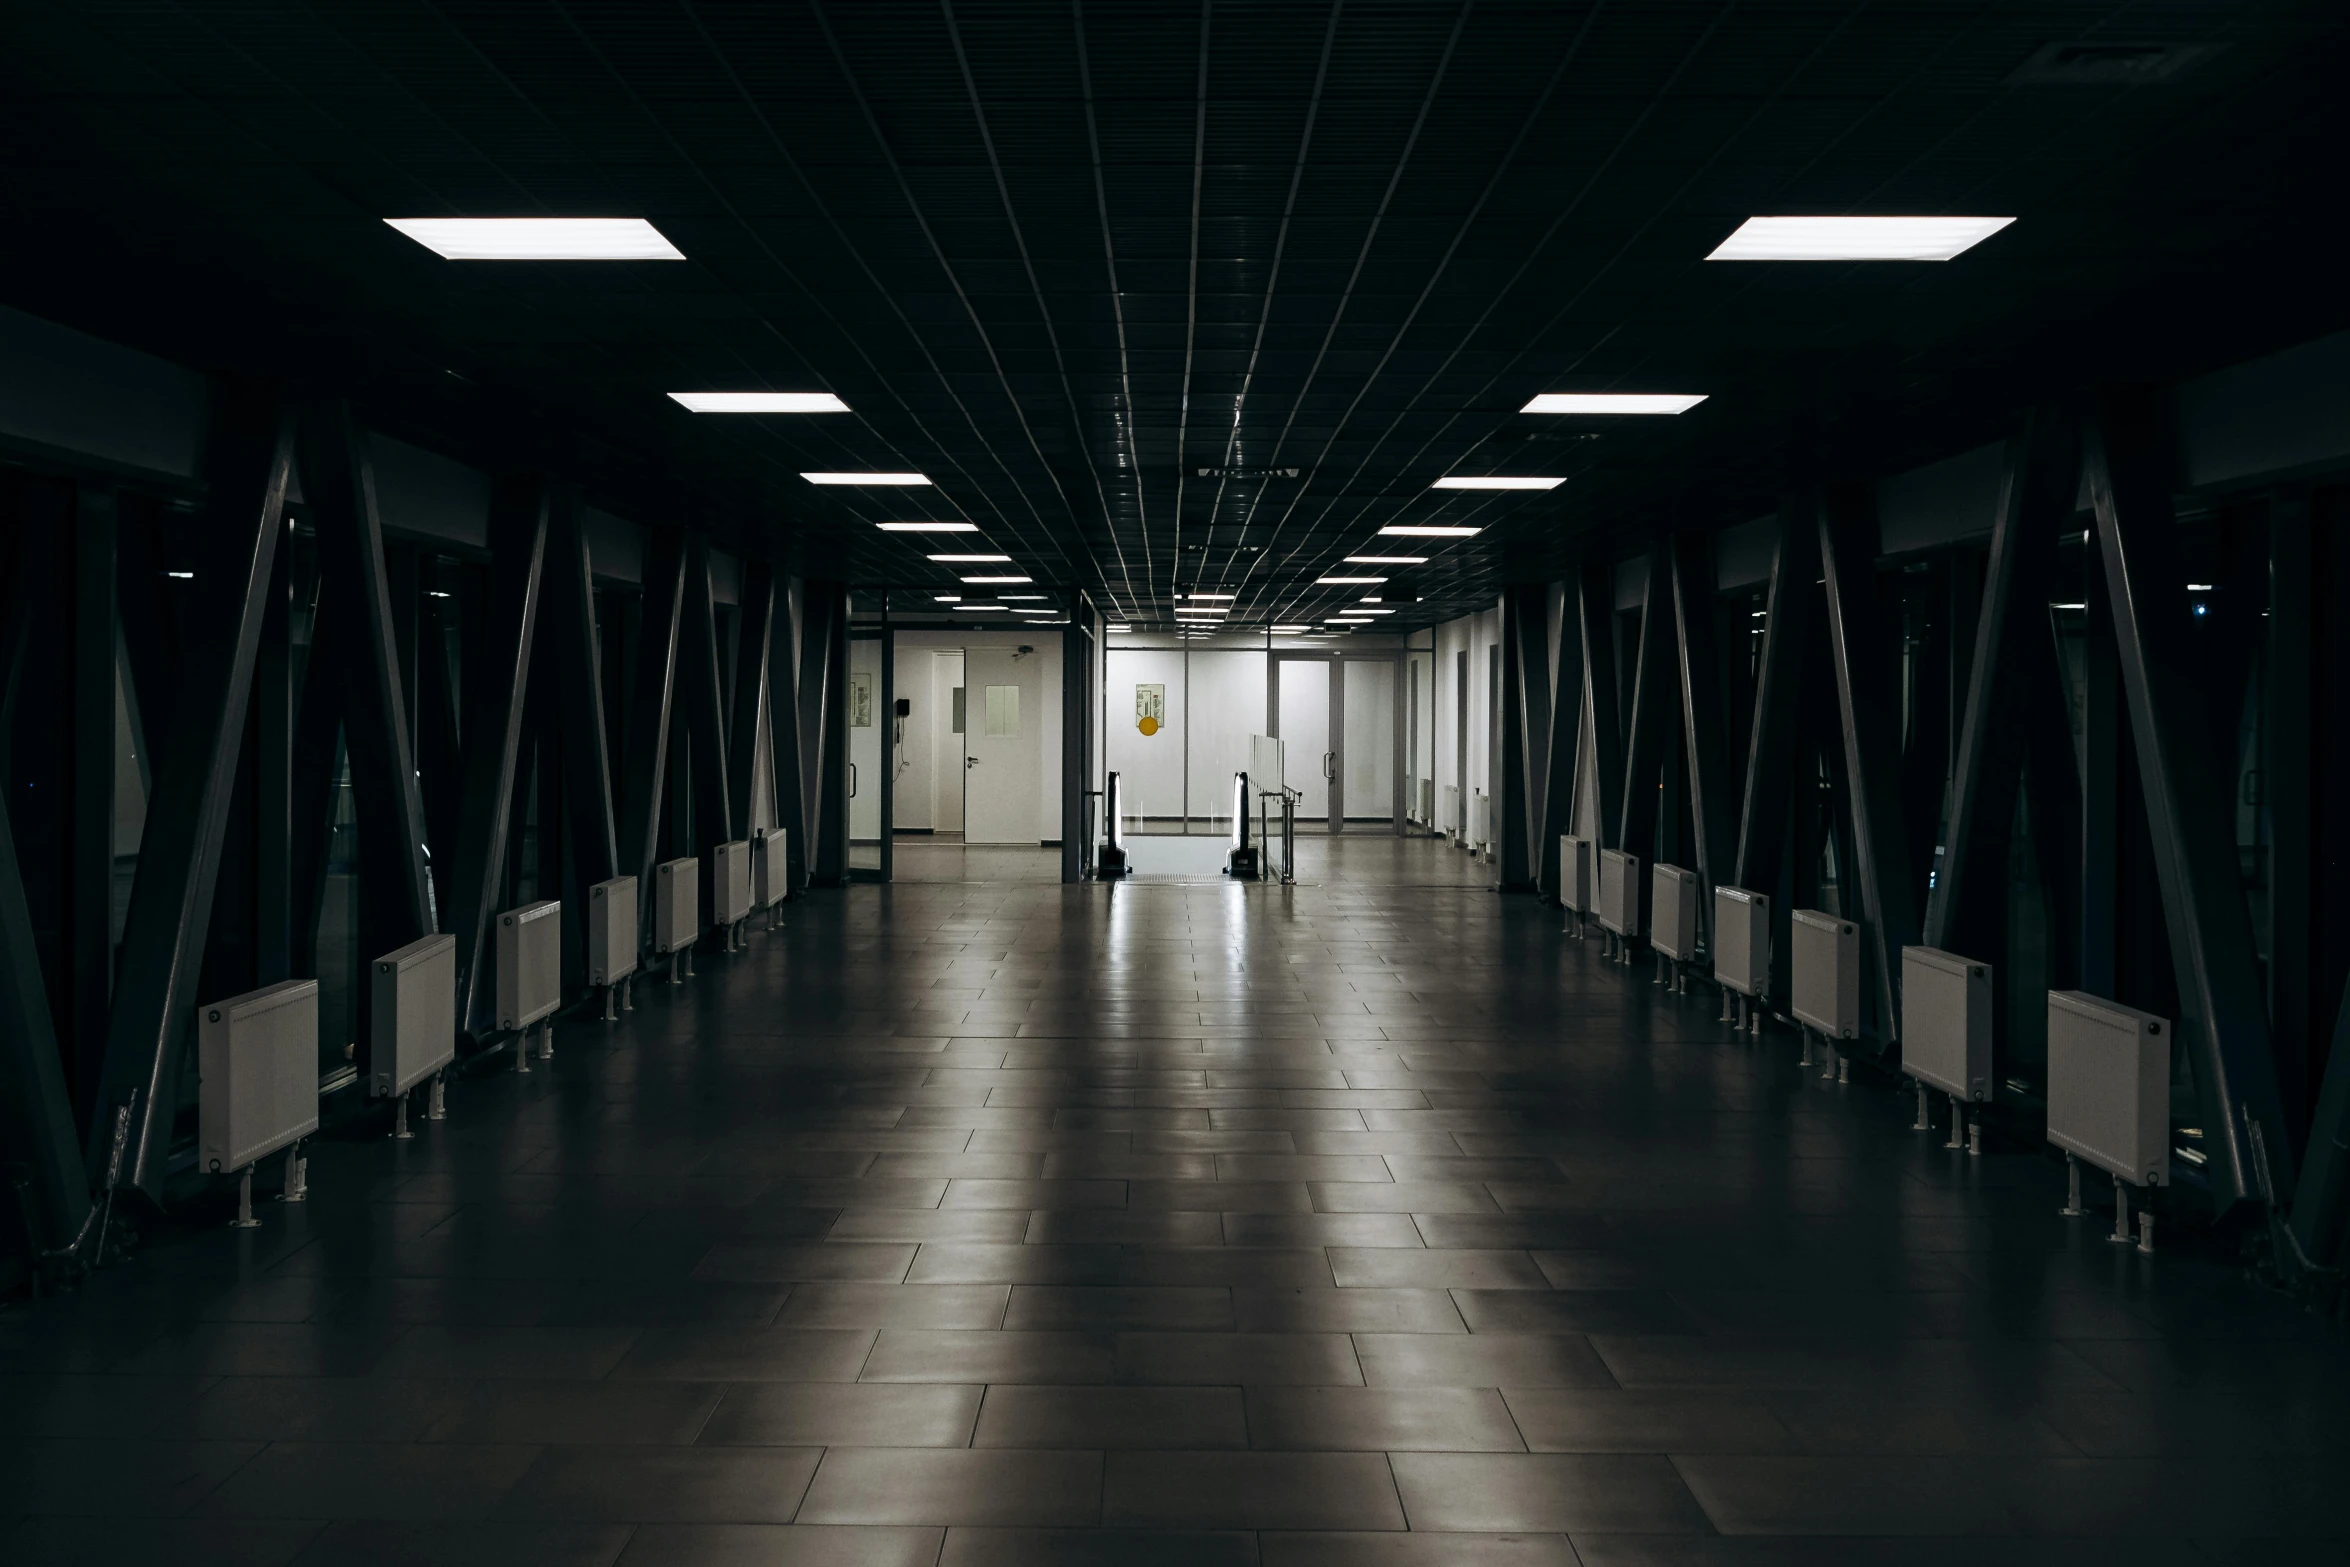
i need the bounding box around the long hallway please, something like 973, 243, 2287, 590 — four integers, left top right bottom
5, 844, 2341, 1564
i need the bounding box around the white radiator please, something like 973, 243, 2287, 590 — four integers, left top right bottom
369, 934, 455, 1098
1650, 864, 1699, 961
198, 979, 319, 1174
1558, 835, 1592, 915
1417, 778, 1435, 825
1441, 783, 1460, 839
496, 899, 562, 1032
1470, 790, 1490, 850
711, 839, 752, 926
1902, 946, 1992, 1102
587, 875, 637, 987
654, 856, 700, 955
1713, 886, 1769, 998
2047, 990, 2170, 1187
1791, 909, 1858, 1039
751, 827, 788, 907
1597, 848, 1643, 938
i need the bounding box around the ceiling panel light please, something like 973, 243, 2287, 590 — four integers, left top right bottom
1272, 625, 1313, 633
1317, 576, 1385, 585
802, 472, 931, 485
934, 594, 961, 602
385, 217, 684, 260
1000, 594, 1047, 600
1107, 624, 1133, 632
1521, 393, 1705, 415
1380, 526, 1481, 538
1707, 215, 2015, 262
876, 521, 975, 532
1432, 476, 1563, 491
960, 604, 1009, 612
1353, 608, 1395, 615
961, 575, 1031, 584
1346, 555, 1425, 565
928, 553, 1010, 562
1183, 592, 1236, 600
668, 391, 847, 413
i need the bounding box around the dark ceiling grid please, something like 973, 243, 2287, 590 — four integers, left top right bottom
1169, 0, 1210, 618
942, 0, 1138, 617
806, 0, 1095, 602
1204, 0, 1472, 628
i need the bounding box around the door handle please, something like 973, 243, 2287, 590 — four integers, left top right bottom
965, 755, 980, 769
1323, 752, 1334, 780
849, 762, 858, 798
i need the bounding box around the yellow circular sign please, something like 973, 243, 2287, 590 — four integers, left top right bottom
1138, 716, 1160, 736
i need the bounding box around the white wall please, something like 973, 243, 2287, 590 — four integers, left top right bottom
1105, 646, 1189, 822
1430, 603, 1503, 841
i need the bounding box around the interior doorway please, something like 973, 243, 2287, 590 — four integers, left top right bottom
963, 643, 1043, 844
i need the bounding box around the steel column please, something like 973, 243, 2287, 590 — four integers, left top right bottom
2086, 385, 2293, 1216
69, 484, 118, 1104
1818, 483, 1919, 1047
1732, 502, 1815, 896
1540, 582, 1582, 897
446, 477, 550, 1038
2289, 978, 2350, 1268
1616, 543, 1674, 860
1925, 406, 2079, 961
727, 564, 776, 841
767, 579, 810, 893
1575, 562, 1623, 847
2265, 492, 2313, 1142
1669, 533, 1734, 922
808, 584, 850, 885
619, 530, 687, 930
680, 537, 732, 859
1499, 583, 1547, 891
298, 399, 434, 954
0, 777, 91, 1253
88, 381, 295, 1198
545, 491, 619, 898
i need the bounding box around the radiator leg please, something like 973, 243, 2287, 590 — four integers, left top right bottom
2059, 1153, 2086, 1216
603, 985, 616, 1022
392, 1092, 413, 1141
669, 952, 683, 986
514, 1029, 532, 1072
1798, 1027, 1813, 1068
538, 1022, 555, 1063
1749, 1000, 1762, 1036
2136, 1210, 2155, 1255
1835, 1055, 1848, 1084
1945, 1095, 1965, 1150
1965, 1117, 1980, 1156
622, 977, 634, 1011
232, 1166, 261, 1229
1822, 1043, 1839, 1082
284, 1143, 307, 1203
427, 1073, 447, 1121
1913, 1083, 1932, 1132
684, 948, 696, 980
2108, 1177, 2133, 1245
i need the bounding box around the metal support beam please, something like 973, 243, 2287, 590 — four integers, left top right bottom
70, 484, 118, 1105
1616, 543, 1674, 860
1061, 600, 1092, 883
1499, 583, 1548, 892
727, 563, 776, 842
1575, 562, 1623, 847
806, 584, 850, 885
447, 477, 549, 1039
546, 490, 618, 894
1669, 533, 1735, 922
2267, 491, 2313, 1140
2289, 976, 2350, 1269
2086, 384, 2293, 1217
1925, 406, 2079, 961
619, 530, 687, 925
1818, 483, 1919, 1048
0, 775, 92, 1253
680, 537, 732, 857
88, 380, 295, 1199
287, 582, 342, 978
767, 579, 810, 893
298, 398, 434, 954
1732, 501, 1815, 896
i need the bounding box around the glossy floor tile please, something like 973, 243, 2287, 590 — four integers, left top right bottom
3, 838, 2341, 1563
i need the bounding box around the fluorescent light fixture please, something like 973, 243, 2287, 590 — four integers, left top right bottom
1380, 525, 1481, 537
934, 594, 961, 602
1347, 556, 1424, 565
1432, 475, 1562, 490
1183, 592, 1236, 600
1706, 215, 2015, 262
1176, 611, 1230, 619
428, 590, 452, 599
1107, 624, 1133, 632
927, 553, 1010, 562
1353, 608, 1395, 615
1000, 594, 1047, 600
960, 603, 1009, 611
2187, 583, 2214, 591
1272, 625, 1313, 633
1521, 392, 1706, 415
1360, 597, 1383, 603
2051, 602, 2087, 611
384, 216, 685, 260
667, 391, 847, 413
166, 570, 195, 579
876, 521, 975, 532
1317, 576, 1385, 585
961, 575, 1031, 584
802, 472, 931, 485
1326, 618, 1371, 625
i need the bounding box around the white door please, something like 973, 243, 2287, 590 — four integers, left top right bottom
933, 651, 965, 835
1276, 657, 1331, 825
963, 646, 1041, 844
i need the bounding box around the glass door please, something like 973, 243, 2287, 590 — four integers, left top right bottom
1272, 654, 1334, 830
1341, 656, 1402, 833
847, 625, 889, 878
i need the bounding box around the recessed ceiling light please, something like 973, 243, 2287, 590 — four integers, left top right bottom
935, 594, 961, 602
668, 392, 847, 413
1521, 393, 1706, 415
1000, 594, 1047, 600
1706, 215, 2015, 262
1183, 592, 1236, 600
928, 553, 1010, 562
961, 604, 1010, 612
1352, 608, 1395, 615
1380, 526, 1481, 538
1347, 556, 1426, 565
1360, 597, 1382, 604
802, 472, 932, 485
1317, 576, 1385, 585
962, 575, 1031, 584
1107, 625, 1133, 632
384, 217, 685, 260
876, 521, 975, 532
1432, 476, 1562, 491
2186, 583, 2214, 591
1326, 617, 1372, 624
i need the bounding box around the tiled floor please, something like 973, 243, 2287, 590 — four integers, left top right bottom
5, 838, 2344, 1564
